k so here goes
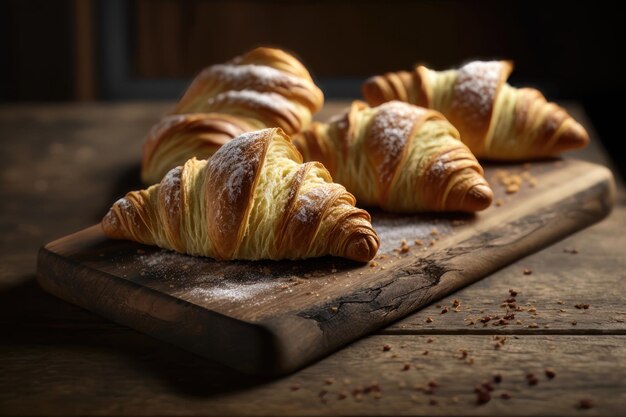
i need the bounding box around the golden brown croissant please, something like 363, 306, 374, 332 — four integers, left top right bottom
362, 61, 589, 160
104, 128, 379, 262
173, 47, 323, 118
141, 113, 256, 184
293, 101, 493, 212
141, 47, 324, 184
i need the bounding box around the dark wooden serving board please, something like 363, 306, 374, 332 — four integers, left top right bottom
37, 159, 614, 375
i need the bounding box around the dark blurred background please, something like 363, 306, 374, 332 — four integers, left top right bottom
1, 0, 624, 177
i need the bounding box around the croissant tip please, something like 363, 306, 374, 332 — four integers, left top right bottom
465, 183, 494, 211
554, 121, 589, 153
361, 78, 384, 106
345, 232, 380, 262
101, 209, 122, 239
101, 197, 136, 240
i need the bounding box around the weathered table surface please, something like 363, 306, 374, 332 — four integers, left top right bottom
1, 102, 624, 416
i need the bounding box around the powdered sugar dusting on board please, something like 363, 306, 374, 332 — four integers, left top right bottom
137, 249, 198, 269
368, 101, 425, 186
204, 64, 307, 91
206, 90, 297, 115
135, 249, 285, 307
190, 281, 276, 302
452, 61, 504, 129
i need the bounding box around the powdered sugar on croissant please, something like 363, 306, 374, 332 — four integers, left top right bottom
293, 101, 493, 212
363, 60, 588, 160
141, 47, 324, 184
104, 128, 379, 262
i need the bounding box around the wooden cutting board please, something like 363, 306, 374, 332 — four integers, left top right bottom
37, 159, 614, 375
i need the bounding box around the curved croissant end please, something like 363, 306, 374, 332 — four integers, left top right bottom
104, 128, 379, 262
552, 119, 589, 155
102, 190, 153, 243
419, 146, 493, 212
363, 69, 429, 108
507, 88, 589, 160
326, 204, 380, 262
140, 113, 255, 185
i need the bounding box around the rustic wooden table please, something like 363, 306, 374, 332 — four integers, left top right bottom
1, 102, 624, 416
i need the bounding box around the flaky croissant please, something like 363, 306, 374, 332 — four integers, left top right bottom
141, 47, 324, 184
173, 47, 323, 119
141, 113, 256, 184
362, 61, 589, 160
293, 101, 493, 212
104, 128, 379, 262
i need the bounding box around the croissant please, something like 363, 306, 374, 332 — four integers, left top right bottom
362, 60, 589, 160
292, 101, 493, 212
173, 47, 324, 119
141, 113, 256, 184
104, 128, 379, 262
141, 47, 324, 184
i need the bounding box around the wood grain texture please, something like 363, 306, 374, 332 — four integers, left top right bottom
1, 102, 624, 416
37, 159, 614, 374
385, 203, 626, 335
1, 334, 624, 416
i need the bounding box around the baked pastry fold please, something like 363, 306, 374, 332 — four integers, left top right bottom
142, 47, 324, 184
293, 101, 493, 212
105, 128, 379, 262
363, 61, 588, 160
